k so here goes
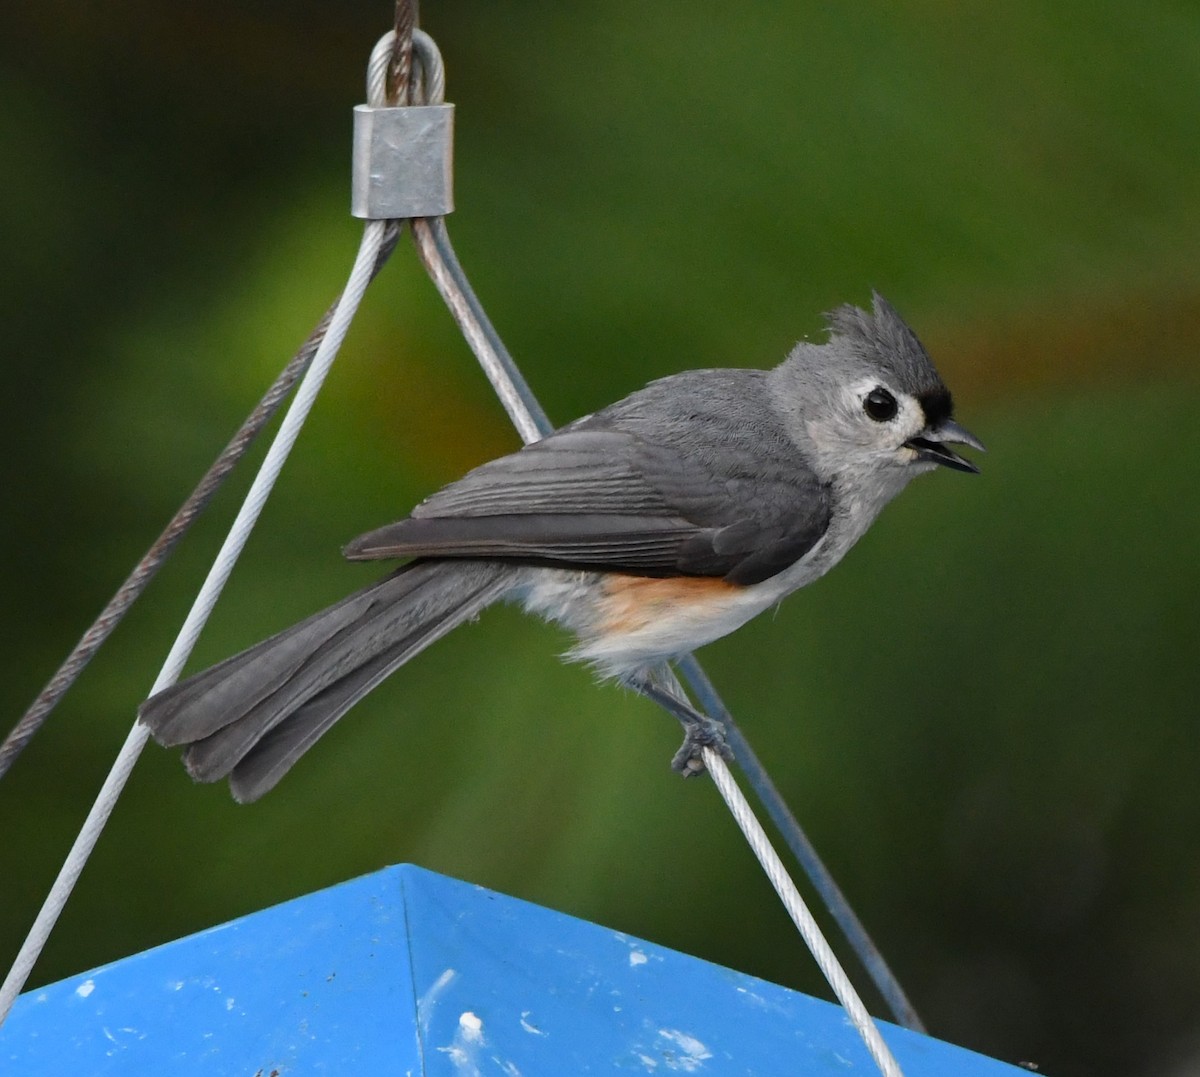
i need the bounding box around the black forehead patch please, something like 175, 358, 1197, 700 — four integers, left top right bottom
919, 387, 953, 427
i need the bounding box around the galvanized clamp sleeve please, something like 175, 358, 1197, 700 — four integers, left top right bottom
351, 102, 455, 220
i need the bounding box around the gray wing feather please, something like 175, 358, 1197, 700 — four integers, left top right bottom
411, 431, 681, 517
344, 373, 832, 585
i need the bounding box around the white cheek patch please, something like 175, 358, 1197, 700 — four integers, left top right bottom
893, 395, 926, 441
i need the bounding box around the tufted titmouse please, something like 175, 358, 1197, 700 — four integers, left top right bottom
141, 293, 982, 802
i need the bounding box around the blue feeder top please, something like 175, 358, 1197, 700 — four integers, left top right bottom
2, 863, 1031, 1075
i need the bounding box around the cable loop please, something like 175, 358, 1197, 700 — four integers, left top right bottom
367, 32, 396, 108
369, 30, 445, 108
412, 31, 446, 105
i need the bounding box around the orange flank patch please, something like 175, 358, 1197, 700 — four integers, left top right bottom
598, 574, 743, 635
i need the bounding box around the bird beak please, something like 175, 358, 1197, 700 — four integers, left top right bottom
904, 420, 985, 474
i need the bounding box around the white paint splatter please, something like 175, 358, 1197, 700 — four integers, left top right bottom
629, 950, 649, 967
225, 997, 236, 1011
417, 968, 457, 1036
75, 979, 95, 999
733, 984, 788, 1015
657, 1028, 712, 1072
436, 1045, 471, 1069
638, 1053, 660, 1070
436, 1009, 487, 1075
519, 1011, 547, 1036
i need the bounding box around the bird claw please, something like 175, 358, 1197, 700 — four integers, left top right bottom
670, 714, 731, 776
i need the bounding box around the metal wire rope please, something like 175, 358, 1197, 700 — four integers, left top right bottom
401, 30, 905, 1075
0, 8, 424, 1026
705, 747, 904, 1077
679, 654, 925, 1032
0, 0, 418, 791
0, 226, 402, 783
411, 205, 921, 1030
2, 15, 918, 1071
402, 33, 921, 1034
0, 219, 392, 1028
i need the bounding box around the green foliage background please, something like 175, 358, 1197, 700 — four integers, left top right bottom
2, 4, 1198, 1074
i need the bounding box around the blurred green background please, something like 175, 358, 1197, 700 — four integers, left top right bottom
2, 3, 1198, 1074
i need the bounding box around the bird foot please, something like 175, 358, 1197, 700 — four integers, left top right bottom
670, 712, 731, 776
628, 667, 733, 777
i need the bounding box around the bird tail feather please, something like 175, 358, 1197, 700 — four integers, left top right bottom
139, 560, 511, 802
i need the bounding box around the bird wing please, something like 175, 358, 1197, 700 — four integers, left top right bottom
343, 427, 831, 586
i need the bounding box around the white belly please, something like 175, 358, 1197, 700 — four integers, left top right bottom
512, 534, 833, 679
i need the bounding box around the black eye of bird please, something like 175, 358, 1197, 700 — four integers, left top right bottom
863, 387, 898, 422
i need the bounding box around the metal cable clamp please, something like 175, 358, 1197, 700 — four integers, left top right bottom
352, 30, 454, 220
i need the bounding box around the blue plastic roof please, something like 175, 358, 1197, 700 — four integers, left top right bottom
2, 863, 1030, 1074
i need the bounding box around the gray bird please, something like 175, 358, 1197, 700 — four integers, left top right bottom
141, 293, 982, 802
